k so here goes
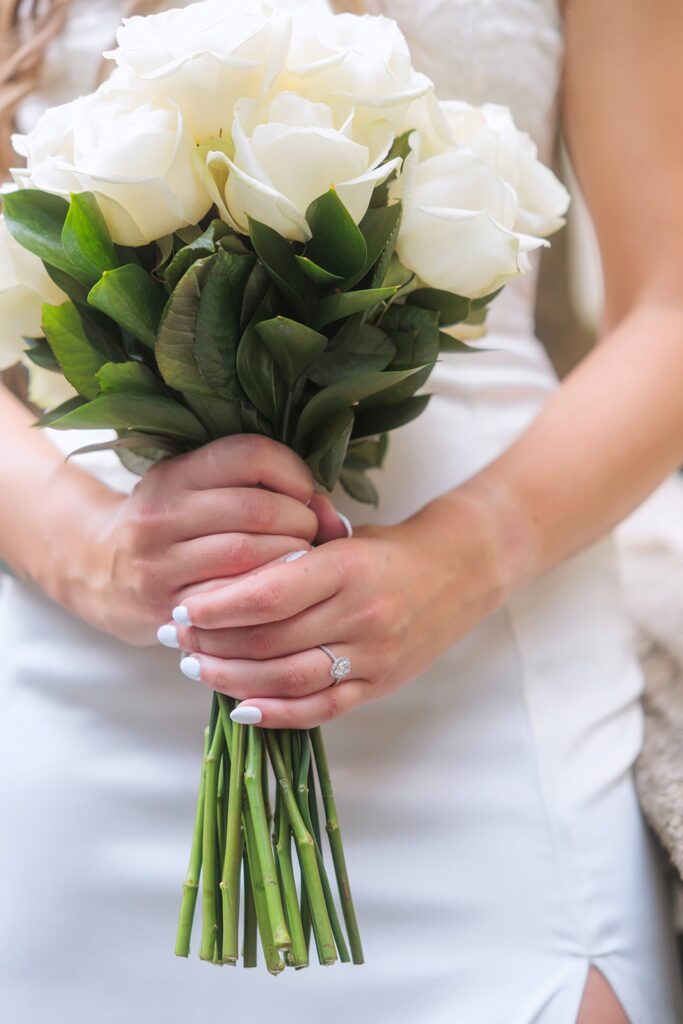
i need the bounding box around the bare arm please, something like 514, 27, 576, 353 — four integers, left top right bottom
457, 0, 683, 587
0, 383, 322, 644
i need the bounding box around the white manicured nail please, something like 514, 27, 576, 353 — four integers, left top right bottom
284, 549, 308, 563
172, 605, 192, 626
230, 705, 263, 725
337, 512, 353, 538
157, 623, 179, 648
179, 656, 201, 681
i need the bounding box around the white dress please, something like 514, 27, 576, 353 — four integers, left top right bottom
1, 2, 682, 1022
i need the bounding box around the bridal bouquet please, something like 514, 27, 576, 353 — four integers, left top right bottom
0, 0, 568, 974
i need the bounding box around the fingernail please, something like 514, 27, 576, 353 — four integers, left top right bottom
179, 656, 202, 681
172, 605, 192, 626
283, 549, 308, 563
337, 512, 353, 538
230, 705, 263, 725
157, 623, 179, 648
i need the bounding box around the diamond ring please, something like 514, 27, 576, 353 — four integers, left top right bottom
317, 645, 351, 686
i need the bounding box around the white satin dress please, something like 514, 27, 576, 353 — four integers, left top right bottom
1, 2, 682, 1022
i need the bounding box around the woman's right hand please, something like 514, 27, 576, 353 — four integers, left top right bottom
57, 435, 322, 646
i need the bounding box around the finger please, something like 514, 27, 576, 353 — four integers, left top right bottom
172, 547, 341, 629
177, 645, 361, 701
154, 435, 315, 502
229, 679, 368, 730
309, 493, 353, 544
175, 597, 340, 659
170, 535, 313, 588
175, 488, 319, 543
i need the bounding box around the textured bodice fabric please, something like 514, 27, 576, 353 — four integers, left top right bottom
2, 4, 683, 1023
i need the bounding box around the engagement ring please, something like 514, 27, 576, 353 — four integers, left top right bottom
317, 645, 351, 686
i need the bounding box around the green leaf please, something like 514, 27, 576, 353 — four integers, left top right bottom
312, 286, 397, 329
236, 288, 285, 428
240, 262, 270, 331
438, 331, 487, 354
88, 265, 167, 348
381, 304, 440, 368
164, 219, 234, 290
44, 264, 90, 306
344, 433, 389, 471
23, 337, 60, 372
2, 189, 85, 281
195, 249, 255, 398
352, 393, 431, 439
338, 468, 379, 506
45, 393, 209, 444
96, 361, 162, 395
305, 407, 354, 492
304, 189, 367, 278
62, 192, 118, 287
66, 432, 182, 461
42, 301, 119, 399
358, 362, 433, 408
308, 324, 395, 386
294, 255, 343, 288
471, 286, 504, 310
183, 393, 244, 439
407, 287, 470, 326
370, 132, 412, 208
155, 254, 216, 394
342, 203, 402, 291
247, 217, 309, 321
255, 317, 327, 391
295, 365, 430, 443
35, 394, 87, 424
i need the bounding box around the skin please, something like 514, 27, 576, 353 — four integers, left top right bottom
2, 1, 680, 1017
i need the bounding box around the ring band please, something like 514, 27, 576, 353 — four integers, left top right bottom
318, 645, 351, 686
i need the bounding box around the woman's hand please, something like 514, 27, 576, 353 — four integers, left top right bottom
56, 435, 329, 646
169, 484, 515, 728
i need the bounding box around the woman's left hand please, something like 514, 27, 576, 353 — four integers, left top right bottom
169, 491, 512, 728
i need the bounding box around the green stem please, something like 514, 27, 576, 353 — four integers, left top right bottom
295, 732, 350, 962
242, 839, 258, 967
220, 720, 246, 964
264, 730, 337, 965
174, 727, 209, 957
310, 727, 364, 965
244, 727, 291, 951
277, 731, 309, 968
243, 804, 285, 975
199, 720, 224, 961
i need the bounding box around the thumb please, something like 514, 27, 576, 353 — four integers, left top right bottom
308, 492, 353, 544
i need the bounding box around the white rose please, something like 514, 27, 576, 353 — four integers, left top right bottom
393, 138, 546, 300
282, 11, 432, 129
0, 214, 65, 370
201, 93, 401, 242
12, 84, 211, 247
103, 0, 294, 142
404, 94, 570, 236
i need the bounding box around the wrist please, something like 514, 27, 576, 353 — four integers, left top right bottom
408, 468, 538, 617
30, 462, 124, 624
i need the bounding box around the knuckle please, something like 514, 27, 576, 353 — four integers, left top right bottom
226, 533, 254, 570
248, 580, 281, 618
280, 661, 308, 697
247, 627, 275, 660
242, 490, 276, 531
364, 594, 390, 629
321, 692, 341, 722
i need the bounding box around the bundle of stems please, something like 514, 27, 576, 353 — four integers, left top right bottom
175, 692, 364, 973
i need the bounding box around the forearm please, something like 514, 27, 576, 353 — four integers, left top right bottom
0, 384, 120, 607
420, 302, 683, 601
